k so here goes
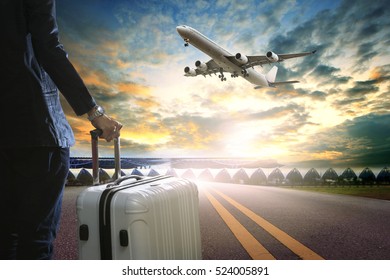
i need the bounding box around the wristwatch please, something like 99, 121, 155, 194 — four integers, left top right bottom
88, 105, 105, 121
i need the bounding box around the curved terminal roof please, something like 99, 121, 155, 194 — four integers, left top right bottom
66, 166, 390, 186
304, 168, 321, 183
286, 168, 303, 184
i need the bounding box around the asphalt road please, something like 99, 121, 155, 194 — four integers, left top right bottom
198, 182, 390, 260
54, 181, 390, 260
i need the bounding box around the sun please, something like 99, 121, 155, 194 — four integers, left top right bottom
222, 121, 289, 159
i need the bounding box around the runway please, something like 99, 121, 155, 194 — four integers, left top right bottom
54, 181, 390, 260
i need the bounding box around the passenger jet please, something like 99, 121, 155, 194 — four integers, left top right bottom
176, 25, 316, 88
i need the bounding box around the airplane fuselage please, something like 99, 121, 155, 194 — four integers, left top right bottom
177, 25, 269, 87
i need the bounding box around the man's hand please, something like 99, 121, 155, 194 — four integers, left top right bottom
90, 114, 122, 142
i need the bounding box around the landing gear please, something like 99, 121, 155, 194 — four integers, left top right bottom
231, 73, 239, 78
219, 68, 226, 81
219, 74, 226, 81
184, 39, 189, 47
241, 68, 249, 77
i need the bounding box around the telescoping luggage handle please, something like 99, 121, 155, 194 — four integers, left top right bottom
90, 129, 121, 185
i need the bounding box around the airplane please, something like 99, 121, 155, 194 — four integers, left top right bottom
176, 25, 316, 88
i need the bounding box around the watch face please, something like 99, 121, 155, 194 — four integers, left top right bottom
97, 106, 104, 114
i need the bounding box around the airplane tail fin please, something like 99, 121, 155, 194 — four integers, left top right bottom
261, 65, 299, 88
265, 66, 278, 83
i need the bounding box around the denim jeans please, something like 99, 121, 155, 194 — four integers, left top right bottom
0, 147, 69, 259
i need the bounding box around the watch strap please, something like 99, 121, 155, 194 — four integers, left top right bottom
88, 105, 104, 121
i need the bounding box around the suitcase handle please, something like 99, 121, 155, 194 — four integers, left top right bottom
91, 129, 121, 185
106, 175, 144, 188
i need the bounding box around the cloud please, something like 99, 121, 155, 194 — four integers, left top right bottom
245, 103, 304, 120
356, 42, 379, 66
312, 65, 340, 77
299, 113, 390, 166
345, 80, 379, 96
331, 64, 390, 113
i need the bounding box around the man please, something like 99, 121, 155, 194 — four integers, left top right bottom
0, 0, 122, 259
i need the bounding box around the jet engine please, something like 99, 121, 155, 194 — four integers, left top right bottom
266, 51, 279, 62
195, 60, 208, 72
235, 53, 248, 64
184, 66, 197, 76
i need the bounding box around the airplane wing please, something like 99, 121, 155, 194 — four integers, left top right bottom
225, 50, 316, 69
185, 59, 222, 76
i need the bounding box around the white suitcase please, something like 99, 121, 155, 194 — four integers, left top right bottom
76, 130, 201, 260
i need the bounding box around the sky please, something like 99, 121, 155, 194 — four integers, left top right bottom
56, 0, 390, 167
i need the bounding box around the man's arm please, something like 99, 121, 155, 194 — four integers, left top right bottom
25, 0, 95, 116
25, 0, 122, 141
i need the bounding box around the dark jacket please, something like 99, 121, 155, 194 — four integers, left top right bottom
0, 0, 96, 147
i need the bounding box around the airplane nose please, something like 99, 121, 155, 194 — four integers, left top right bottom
176, 25, 184, 34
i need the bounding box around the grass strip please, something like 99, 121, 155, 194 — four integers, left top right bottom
289, 186, 390, 200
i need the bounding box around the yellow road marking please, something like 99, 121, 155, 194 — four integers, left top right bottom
204, 190, 276, 260
213, 189, 324, 260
